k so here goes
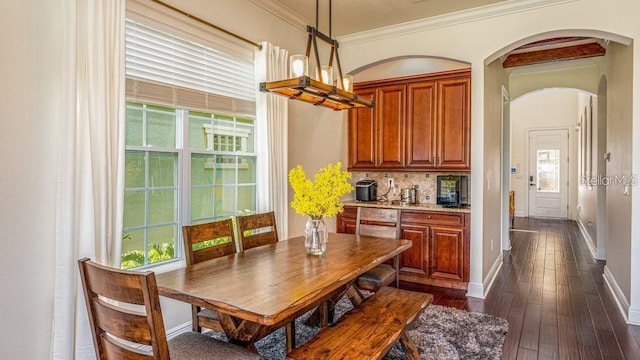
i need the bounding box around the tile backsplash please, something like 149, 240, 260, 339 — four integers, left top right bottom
349, 171, 470, 204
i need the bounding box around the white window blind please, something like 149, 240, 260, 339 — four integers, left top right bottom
125, 19, 255, 115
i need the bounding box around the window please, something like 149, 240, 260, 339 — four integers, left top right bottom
121, 18, 256, 269
536, 149, 560, 193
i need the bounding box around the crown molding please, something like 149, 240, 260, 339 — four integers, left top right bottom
249, 0, 309, 33
338, 0, 579, 47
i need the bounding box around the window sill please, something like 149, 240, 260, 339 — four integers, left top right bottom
135, 259, 186, 274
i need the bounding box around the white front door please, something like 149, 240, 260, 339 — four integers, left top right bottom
528, 129, 568, 218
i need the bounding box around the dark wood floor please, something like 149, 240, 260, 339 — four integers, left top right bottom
400, 217, 640, 359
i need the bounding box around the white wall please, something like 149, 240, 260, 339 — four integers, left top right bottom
604, 41, 633, 303
510, 88, 580, 220
481, 59, 508, 286
576, 92, 600, 257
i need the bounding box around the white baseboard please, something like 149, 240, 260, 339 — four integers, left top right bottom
576, 219, 605, 260
514, 210, 525, 217
603, 265, 631, 323
628, 307, 640, 325
166, 321, 192, 339
467, 253, 503, 299
466, 282, 484, 298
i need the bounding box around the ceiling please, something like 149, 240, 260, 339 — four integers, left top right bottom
270, 0, 608, 68
273, 0, 508, 37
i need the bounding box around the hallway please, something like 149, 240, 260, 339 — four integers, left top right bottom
402, 218, 640, 359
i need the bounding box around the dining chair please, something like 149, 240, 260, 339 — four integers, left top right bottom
182, 218, 236, 333
77, 258, 261, 360
236, 211, 278, 252
235, 211, 300, 350
355, 207, 402, 292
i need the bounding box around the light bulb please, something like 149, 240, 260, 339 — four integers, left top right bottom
289, 54, 308, 77
321, 65, 333, 85
342, 75, 353, 92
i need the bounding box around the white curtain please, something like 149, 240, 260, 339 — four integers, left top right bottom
51, 0, 126, 358
255, 42, 289, 239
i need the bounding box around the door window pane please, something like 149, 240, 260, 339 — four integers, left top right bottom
537, 149, 560, 192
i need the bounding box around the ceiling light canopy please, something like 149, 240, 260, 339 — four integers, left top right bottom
259, 0, 374, 110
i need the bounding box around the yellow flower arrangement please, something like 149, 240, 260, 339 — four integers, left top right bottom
288, 162, 354, 219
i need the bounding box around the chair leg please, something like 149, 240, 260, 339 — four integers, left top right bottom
393, 255, 400, 288
191, 305, 201, 332
285, 321, 296, 352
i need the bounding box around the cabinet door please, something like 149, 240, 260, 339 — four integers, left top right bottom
399, 226, 428, 276
336, 207, 358, 234
406, 80, 437, 168
428, 226, 465, 281
375, 84, 406, 168
348, 88, 376, 170
342, 220, 357, 234
437, 76, 471, 170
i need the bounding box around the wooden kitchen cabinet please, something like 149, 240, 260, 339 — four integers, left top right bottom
375, 84, 405, 168
348, 69, 470, 172
337, 206, 470, 290
348, 88, 376, 170
399, 225, 428, 277
406, 80, 436, 168
336, 206, 357, 234
436, 76, 471, 170
428, 225, 466, 282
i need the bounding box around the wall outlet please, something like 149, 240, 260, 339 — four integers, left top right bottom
425, 195, 430, 201
387, 178, 394, 188
491, 239, 494, 251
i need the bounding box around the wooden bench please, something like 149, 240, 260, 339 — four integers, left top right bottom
287, 286, 433, 360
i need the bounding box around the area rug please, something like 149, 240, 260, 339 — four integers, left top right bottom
208, 295, 508, 359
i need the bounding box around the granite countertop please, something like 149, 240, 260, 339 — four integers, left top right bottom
342, 200, 471, 213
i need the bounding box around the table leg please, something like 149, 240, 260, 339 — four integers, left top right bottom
399, 332, 421, 360
345, 284, 364, 307
304, 286, 346, 327
218, 313, 263, 350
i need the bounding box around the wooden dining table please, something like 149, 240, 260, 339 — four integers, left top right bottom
156, 232, 412, 352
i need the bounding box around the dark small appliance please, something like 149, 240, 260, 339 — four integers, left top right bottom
436, 175, 469, 207
355, 180, 377, 202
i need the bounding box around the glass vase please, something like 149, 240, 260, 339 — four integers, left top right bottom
304, 217, 327, 256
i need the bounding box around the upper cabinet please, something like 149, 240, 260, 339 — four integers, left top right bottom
348, 69, 471, 172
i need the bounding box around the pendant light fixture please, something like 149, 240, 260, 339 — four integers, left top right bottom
259, 0, 374, 110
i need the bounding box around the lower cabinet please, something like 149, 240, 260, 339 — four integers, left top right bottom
399, 226, 428, 277
337, 206, 470, 290
336, 206, 358, 234
428, 226, 466, 282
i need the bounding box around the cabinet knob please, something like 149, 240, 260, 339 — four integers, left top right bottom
427, 216, 432, 219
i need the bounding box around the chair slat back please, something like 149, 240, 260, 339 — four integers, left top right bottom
78, 258, 170, 360
237, 211, 278, 251
356, 207, 401, 239
182, 219, 237, 265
